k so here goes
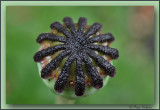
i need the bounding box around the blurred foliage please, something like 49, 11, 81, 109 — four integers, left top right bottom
6, 6, 154, 104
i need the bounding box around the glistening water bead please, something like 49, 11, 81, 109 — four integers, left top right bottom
33, 17, 119, 96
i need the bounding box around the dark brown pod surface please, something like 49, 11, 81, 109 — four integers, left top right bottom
33, 17, 119, 96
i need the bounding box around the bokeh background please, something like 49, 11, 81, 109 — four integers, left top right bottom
6, 6, 154, 104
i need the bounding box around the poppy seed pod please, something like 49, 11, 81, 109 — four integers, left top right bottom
33, 17, 119, 98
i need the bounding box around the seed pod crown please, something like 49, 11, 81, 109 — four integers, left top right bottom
33, 17, 119, 96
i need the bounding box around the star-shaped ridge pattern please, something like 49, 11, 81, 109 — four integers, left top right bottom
33, 17, 119, 96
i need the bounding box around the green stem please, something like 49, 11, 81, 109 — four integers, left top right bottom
56, 95, 75, 104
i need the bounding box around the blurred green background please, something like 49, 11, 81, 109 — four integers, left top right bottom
6, 6, 154, 104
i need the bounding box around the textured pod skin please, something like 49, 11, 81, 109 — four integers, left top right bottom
41, 50, 71, 78
37, 33, 66, 43
88, 33, 115, 43
33, 45, 66, 62
38, 62, 110, 99
75, 57, 85, 96
34, 17, 119, 97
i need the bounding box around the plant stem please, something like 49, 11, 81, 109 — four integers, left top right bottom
56, 96, 75, 104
